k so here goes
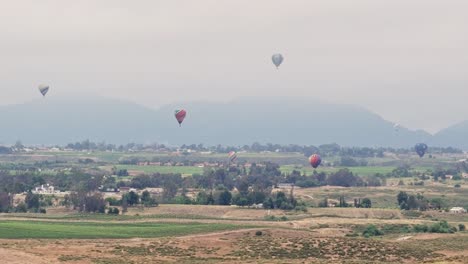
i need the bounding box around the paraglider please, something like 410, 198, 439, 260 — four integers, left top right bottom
271, 53, 284, 68
309, 154, 322, 169
38, 84, 49, 97
174, 109, 187, 127
228, 151, 237, 163
394, 123, 400, 132
415, 143, 428, 158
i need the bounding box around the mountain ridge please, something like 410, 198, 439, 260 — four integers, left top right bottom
0, 96, 460, 148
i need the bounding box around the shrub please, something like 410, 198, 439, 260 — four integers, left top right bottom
454, 184, 461, 188
107, 207, 120, 215
429, 221, 457, 233
362, 225, 384, 237
413, 224, 428, 233
459, 224, 466, 232
255, 231, 263, 236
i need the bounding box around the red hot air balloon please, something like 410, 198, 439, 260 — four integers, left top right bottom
174, 109, 187, 126
309, 154, 322, 169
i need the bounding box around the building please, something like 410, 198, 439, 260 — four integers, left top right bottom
276, 183, 294, 189
449, 207, 467, 214
33, 184, 58, 194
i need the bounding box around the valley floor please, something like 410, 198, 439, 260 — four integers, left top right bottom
0, 205, 467, 264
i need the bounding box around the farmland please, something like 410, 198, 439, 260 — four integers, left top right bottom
0, 146, 467, 263
0, 205, 466, 263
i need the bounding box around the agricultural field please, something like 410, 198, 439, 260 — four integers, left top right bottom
0, 205, 467, 263
0, 149, 467, 263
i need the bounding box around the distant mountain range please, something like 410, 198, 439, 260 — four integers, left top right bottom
0, 96, 465, 149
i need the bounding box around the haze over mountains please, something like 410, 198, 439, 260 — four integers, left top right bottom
0, 96, 465, 149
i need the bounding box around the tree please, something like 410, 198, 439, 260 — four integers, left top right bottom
327, 169, 362, 187
215, 190, 232, 205
397, 191, 408, 207
15, 202, 27, 213
361, 198, 372, 208
122, 197, 128, 214
84, 193, 106, 213
196, 191, 210, 205
392, 165, 412, 177
122, 191, 139, 206
141, 190, 158, 207
25, 192, 40, 209
318, 197, 328, 208
430, 198, 445, 210
459, 224, 466, 231
407, 195, 418, 210
140, 190, 150, 203
108, 207, 120, 215
162, 180, 178, 202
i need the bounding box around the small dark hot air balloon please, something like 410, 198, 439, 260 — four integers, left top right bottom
174, 109, 187, 127
38, 84, 49, 97
228, 151, 237, 163
309, 154, 322, 169
415, 143, 428, 158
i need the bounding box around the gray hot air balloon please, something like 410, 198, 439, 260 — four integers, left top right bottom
272, 53, 284, 68
38, 84, 49, 97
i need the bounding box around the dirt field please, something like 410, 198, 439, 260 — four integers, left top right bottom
0, 229, 466, 264
0, 205, 467, 263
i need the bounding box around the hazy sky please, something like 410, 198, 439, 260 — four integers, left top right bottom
1, 0, 467, 133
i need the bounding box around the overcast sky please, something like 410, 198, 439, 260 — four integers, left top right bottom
1, 0, 467, 133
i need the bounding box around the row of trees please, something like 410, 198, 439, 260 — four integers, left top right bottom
10, 140, 463, 156
64, 190, 159, 214
397, 191, 451, 211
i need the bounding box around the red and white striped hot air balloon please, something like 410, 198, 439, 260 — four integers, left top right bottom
174, 109, 187, 126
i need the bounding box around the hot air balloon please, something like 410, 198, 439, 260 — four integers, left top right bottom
415, 143, 428, 158
38, 84, 49, 97
174, 109, 187, 126
271, 54, 284, 68
309, 154, 322, 169
228, 151, 237, 163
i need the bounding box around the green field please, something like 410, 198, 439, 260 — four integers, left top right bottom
0, 220, 245, 239
114, 165, 204, 175
280, 165, 397, 176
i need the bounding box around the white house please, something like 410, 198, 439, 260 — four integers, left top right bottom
33, 184, 58, 194
449, 207, 467, 214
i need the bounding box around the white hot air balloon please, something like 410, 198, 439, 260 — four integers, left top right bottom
38, 84, 49, 97
271, 54, 284, 68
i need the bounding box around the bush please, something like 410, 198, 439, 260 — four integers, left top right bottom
459, 224, 466, 231
105, 197, 121, 206
413, 224, 428, 233
454, 184, 461, 188
255, 231, 263, 236
362, 225, 384, 238
39, 208, 46, 214
15, 202, 27, 213
107, 207, 120, 215
429, 221, 457, 233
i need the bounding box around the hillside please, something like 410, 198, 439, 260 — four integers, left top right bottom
0, 97, 431, 147
431, 120, 468, 150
